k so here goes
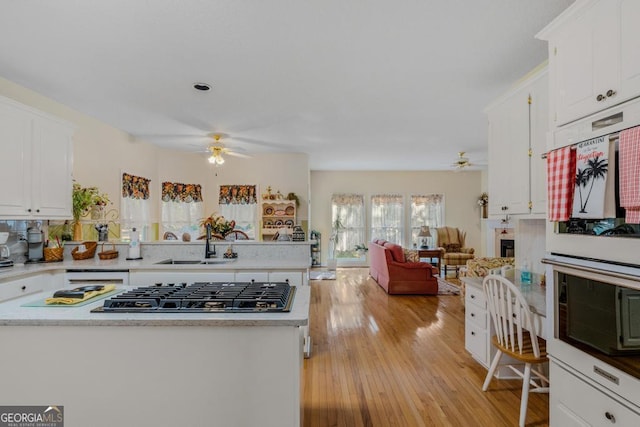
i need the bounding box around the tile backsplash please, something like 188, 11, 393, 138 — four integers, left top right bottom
0, 220, 45, 263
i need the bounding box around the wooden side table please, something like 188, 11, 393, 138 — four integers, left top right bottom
418, 248, 443, 273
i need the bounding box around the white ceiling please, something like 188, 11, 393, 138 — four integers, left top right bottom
0, 0, 573, 171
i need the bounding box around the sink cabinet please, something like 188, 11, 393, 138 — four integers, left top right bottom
0, 95, 74, 219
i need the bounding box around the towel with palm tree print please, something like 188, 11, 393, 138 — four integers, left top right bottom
573, 136, 609, 218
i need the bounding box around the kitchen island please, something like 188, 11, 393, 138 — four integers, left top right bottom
0, 283, 309, 427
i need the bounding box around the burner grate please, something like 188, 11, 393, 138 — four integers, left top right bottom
93, 282, 295, 313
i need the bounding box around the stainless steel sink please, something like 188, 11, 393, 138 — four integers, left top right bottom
154, 258, 235, 265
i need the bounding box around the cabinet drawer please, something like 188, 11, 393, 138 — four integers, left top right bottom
465, 285, 486, 308
551, 361, 640, 426
465, 323, 488, 365
235, 272, 269, 282
269, 271, 303, 286
0, 277, 45, 302
465, 305, 486, 329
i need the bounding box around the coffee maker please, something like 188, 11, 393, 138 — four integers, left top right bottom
27, 226, 44, 262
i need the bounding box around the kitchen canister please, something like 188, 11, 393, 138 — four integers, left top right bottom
292, 226, 305, 241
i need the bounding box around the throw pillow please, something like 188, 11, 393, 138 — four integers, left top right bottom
384, 242, 404, 262
403, 249, 420, 263
444, 243, 461, 253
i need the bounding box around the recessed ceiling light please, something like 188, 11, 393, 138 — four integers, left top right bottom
193, 82, 211, 91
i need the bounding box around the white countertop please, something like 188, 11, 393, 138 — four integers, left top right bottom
461, 274, 547, 317
0, 283, 310, 327
0, 256, 310, 281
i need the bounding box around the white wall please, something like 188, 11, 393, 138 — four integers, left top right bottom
0, 75, 310, 238
310, 170, 485, 264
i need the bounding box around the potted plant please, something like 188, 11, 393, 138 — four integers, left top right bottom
327, 217, 344, 270
199, 213, 235, 237
72, 183, 110, 240
354, 243, 368, 255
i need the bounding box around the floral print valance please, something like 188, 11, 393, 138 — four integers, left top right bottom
411, 194, 443, 205
371, 194, 403, 205
122, 172, 151, 200
331, 193, 364, 206
161, 182, 203, 203
219, 185, 257, 205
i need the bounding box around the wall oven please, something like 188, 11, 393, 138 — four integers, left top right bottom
544, 255, 640, 413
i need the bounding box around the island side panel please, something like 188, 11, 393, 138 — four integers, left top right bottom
0, 325, 303, 427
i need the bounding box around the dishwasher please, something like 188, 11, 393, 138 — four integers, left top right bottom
64, 269, 129, 287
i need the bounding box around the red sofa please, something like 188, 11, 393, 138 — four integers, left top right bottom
368, 239, 439, 295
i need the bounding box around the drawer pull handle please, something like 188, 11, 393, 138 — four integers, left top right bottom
470, 313, 475, 317
606, 89, 616, 98
597, 93, 606, 101
471, 331, 475, 336
605, 411, 616, 423
470, 295, 475, 299
21, 286, 26, 291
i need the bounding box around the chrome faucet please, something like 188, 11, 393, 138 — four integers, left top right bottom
205, 223, 217, 259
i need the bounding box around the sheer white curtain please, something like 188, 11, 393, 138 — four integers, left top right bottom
410, 194, 444, 248
160, 182, 204, 240
121, 172, 151, 241
219, 185, 257, 239
370, 194, 404, 244
330, 194, 365, 258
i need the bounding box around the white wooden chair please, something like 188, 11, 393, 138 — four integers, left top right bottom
482, 274, 549, 427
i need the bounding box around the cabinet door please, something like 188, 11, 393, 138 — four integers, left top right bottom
487, 85, 530, 216
553, 1, 619, 125
619, 0, 640, 99
31, 115, 74, 218
0, 100, 32, 216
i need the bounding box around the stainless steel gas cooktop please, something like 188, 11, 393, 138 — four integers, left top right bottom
91, 281, 296, 313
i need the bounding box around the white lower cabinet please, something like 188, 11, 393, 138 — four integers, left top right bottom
464, 282, 523, 378
550, 360, 640, 426
129, 271, 235, 286
269, 271, 305, 286
0, 271, 62, 302
129, 270, 305, 286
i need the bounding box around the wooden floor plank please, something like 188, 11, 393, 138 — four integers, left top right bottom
303, 268, 549, 427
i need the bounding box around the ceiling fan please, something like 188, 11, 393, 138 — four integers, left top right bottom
452, 151, 472, 170
206, 134, 250, 166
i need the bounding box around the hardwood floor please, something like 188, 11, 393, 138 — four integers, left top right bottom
303, 268, 549, 427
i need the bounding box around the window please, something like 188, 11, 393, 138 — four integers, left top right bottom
330, 194, 365, 259
410, 194, 444, 248
121, 172, 151, 241
218, 185, 258, 239
371, 194, 404, 244
160, 182, 204, 240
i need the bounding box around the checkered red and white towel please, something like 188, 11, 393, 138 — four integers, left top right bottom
618, 126, 640, 223
547, 146, 576, 222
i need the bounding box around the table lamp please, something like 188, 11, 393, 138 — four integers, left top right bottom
418, 226, 431, 249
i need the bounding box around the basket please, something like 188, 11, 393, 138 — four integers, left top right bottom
43, 247, 64, 262
98, 242, 119, 260
71, 241, 98, 260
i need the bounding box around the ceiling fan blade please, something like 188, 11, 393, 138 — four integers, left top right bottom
227, 151, 251, 158
230, 136, 298, 151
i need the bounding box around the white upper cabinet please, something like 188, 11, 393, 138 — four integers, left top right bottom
539, 0, 640, 127
0, 95, 74, 219
486, 67, 548, 217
